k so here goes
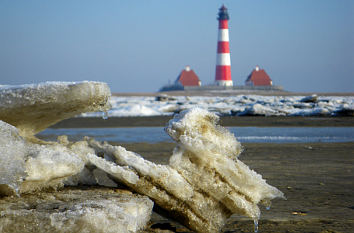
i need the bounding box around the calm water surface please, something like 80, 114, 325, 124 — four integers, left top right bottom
37, 127, 354, 143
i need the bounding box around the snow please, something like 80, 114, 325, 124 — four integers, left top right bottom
80, 95, 354, 117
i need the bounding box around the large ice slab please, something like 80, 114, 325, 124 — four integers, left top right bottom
0, 187, 153, 233
0, 81, 111, 195
0, 81, 111, 138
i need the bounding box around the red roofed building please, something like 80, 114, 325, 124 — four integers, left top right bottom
175, 66, 201, 87
245, 66, 272, 86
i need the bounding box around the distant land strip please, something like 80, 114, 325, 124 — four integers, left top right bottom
51, 116, 354, 128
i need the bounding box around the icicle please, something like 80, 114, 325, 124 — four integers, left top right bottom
14, 185, 21, 197
254, 219, 259, 233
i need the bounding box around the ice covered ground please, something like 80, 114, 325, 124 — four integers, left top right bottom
80, 94, 354, 117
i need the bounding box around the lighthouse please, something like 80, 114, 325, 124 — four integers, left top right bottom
215, 5, 233, 86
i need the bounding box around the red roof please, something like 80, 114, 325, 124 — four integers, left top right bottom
245, 66, 272, 86
175, 66, 201, 86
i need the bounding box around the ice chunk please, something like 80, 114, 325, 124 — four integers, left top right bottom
0, 188, 153, 233
64, 167, 97, 186
25, 144, 84, 183
166, 108, 242, 159
300, 94, 318, 103
239, 103, 283, 116
85, 108, 284, 233
87, 140, 233, 233
0, 121, 27, 196
0, 120, 86, 195
86, 153, 139, 185
0, 81, 111, 138
167, 109, 284, 216
92, 168, 118, 187
0, 81, 112, 194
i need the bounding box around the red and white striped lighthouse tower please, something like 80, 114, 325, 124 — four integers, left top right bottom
215, 5, 233, 86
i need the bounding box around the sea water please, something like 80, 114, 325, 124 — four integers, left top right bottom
37, 127, 354, 143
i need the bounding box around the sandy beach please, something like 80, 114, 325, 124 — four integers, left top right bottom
115, 142, 353, 233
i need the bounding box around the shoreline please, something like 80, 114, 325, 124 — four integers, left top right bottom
51, 116, 354, 128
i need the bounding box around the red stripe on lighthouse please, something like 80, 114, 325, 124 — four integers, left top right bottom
217, 41, 230, 53
215, 66, 232, 81
219, 20, 228, 29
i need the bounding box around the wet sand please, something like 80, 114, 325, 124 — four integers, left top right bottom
114, 142, 354, 233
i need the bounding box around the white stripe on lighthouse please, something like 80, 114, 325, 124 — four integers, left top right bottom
216, 53, 231, 66
217, 29, 229, 42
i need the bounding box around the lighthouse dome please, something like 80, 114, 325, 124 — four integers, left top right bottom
218, 5, 230, 20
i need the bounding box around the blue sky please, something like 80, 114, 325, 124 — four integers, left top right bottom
0, 0, 353, 93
